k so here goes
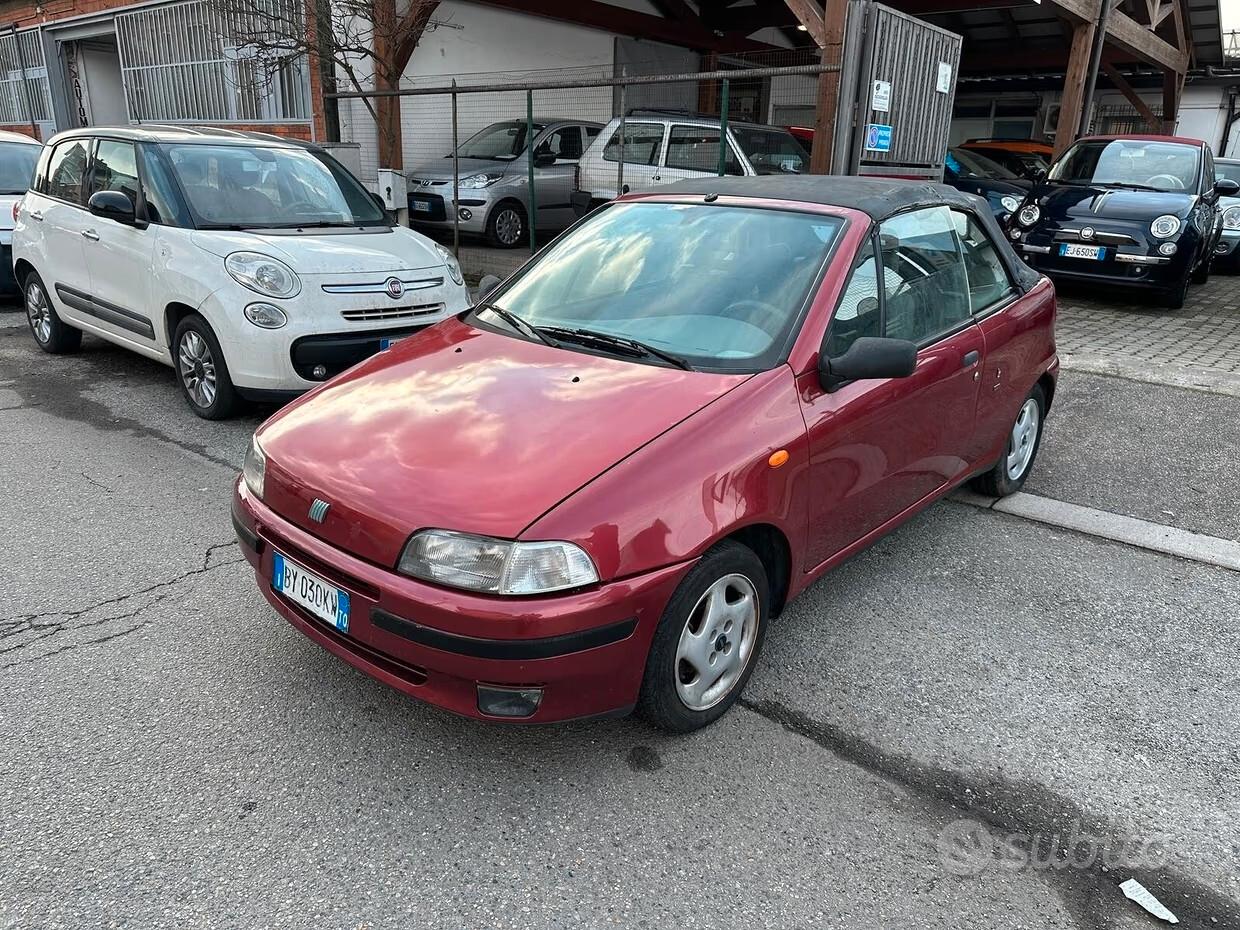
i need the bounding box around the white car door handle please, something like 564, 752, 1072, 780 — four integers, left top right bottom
81, 228, 99, 241
27, 209, 42, 221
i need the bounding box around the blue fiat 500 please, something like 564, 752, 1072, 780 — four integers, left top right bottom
1008, 135, 1238, 308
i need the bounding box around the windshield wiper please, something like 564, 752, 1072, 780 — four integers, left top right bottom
538, 326, 694, 371
476, 302, 556, 347
1097, 182, 1162, 192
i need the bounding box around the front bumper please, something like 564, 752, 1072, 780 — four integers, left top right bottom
1214, 230, 1240, 260
234, 482, 691, 723
1014, 239, 1189, 288
408, 185, 493, 235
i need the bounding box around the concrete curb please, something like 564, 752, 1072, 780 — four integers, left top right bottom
1060, 352, 1240, 397
952, 490, 1240, 572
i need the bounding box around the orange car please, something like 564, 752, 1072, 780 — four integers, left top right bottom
959, 138, 1053, 179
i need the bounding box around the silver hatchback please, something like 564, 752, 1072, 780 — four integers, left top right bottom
407, 118, 603, 248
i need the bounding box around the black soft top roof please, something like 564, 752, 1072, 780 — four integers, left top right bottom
652, 174, 1042, 293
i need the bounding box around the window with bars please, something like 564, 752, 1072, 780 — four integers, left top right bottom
116, 0, 311, 124
0, 30, 52, 125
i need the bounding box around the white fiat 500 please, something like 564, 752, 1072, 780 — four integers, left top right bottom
13, 126, 470, 418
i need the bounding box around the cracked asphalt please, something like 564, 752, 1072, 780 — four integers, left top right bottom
1, 307, 1237, 930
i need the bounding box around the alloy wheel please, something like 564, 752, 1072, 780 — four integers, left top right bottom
495, 208, 523, 246
1006, 398, 1040, 480
25, 280, 51, 344
178, 330, 218, 410
674, 573, 759, 711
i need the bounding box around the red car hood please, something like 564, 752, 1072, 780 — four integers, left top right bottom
257, 317, 750, 567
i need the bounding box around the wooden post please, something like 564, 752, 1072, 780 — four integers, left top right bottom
698, 52, 719, 115
784, 0, 844, 174
1054, 20, 1097, 158
1162, 69, 1180, 134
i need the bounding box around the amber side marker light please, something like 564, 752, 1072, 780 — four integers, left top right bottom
768, 450, 790, 468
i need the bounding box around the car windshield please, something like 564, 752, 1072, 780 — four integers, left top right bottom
1049, 139, 1200, 192
479, 201, 842, 372
1216, 162, 1240, 186
948, 148, 1021, 180
731, 127, 809, 175
0, 141, 39, 194
455, 121, 545, 160
163, 143, 388, 229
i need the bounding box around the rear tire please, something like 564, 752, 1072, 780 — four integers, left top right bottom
23, 270, 81, 354
637, 540, 769, 733
971, 383, 1047, 498
173, 314, 240, 420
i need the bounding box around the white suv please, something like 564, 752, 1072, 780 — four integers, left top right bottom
571, 112, 809, 215
13, 126, 470, 418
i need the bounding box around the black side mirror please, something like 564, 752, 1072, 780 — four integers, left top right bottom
533, 152, 556, 168
1215, 178, 1240, 197
1033, 167, 1048, 184
371, 190, 387, 211
87, 190, 136, 225
819, 336, 917, 392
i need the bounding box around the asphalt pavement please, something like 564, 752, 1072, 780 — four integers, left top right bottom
1, 307, 1237, 929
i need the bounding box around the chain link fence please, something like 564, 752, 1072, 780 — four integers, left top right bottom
331, 48, 836, 277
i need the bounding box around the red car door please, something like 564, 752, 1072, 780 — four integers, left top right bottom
799, 206, 985, 570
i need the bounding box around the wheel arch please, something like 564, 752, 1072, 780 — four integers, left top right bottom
13, 258, 35, 289
723, 522, 792, 619
163, 301, 199, 348
1037, 371, 1056, 413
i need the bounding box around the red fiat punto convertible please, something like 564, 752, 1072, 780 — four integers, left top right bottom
233, 176, 1057, 732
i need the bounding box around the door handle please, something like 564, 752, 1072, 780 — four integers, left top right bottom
27, 209, 42, 221
82, 228, 99, 241
962, 350, 981, 368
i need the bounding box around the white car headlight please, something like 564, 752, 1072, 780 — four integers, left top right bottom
458, 172, 504, 190
242, 435, 266, 499
225, 252, 301, 298
1017, 203, 1041, 228
398, 530, 599, 595
1150, 214, 1181, 239
435, 243, 465, 286
1223, 206, 1240, 230
1000, 195, 1022, 214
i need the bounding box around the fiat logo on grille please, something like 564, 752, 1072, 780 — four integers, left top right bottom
384, 277, 405, 299
1080, 226, 1095, 240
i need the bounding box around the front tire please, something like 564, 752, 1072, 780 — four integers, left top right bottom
173, 314, 239, 420
971, 383, 1046, 498
1161, 272, 1190, 309
637, 540, 769, 733
485, 201, 527, 249
23, 271, 81, 354
1191, 250, 1211, 285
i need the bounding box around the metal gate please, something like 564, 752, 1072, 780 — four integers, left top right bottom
0, 29, 53, 134
838, 0, 962, 179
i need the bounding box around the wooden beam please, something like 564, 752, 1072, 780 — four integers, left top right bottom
649, 0, 697, 22
1102, 62, 1161, 130
1162, 68, 1182, 133
1043, 0, 1189, 72
813, 3, 845, 173
1055, 19, 1096, 157
783, 0, 827, 47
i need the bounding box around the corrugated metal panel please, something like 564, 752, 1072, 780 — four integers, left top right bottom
0, 29, 53, 124
115, 0, 310, 124
851, 2, 961, 177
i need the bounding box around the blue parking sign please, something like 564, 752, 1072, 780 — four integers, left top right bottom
864, 123, 893, 153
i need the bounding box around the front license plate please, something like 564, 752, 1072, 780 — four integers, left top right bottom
412, 200, 432, 213
380, 336, 404, 350
272, 550, 350, 633
1059, 243, 1104, 260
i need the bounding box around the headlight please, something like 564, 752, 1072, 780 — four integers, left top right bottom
398, 530, 599, 595
1223, 206, 1240, 230
242, 436, 266, 500
1150, 214, 1181, 239
1017, 204, 1041, 227
225, 252, 301, 298
435, 243, 464, 286
1000, 195, 1022, 214
458, 172, 504, 190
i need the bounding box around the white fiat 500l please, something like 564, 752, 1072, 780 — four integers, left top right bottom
13, 126, 470, 418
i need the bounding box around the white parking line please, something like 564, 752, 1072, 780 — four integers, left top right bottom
952, 490, 1240, 572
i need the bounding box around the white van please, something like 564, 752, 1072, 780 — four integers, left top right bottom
13, 125, 470, 418
571, 111, 810, 215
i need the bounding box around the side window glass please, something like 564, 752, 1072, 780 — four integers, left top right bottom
602, 123, 664, 166
139, 145, 188, 226
879, 206, 970, 343
824, 239, 882, 358
665, 125, 743, 175
87, 140, 139, 202
46, 139, 91, 205
535, 127, 583, 162
952, 210, 1015, 313
585, 126, 601, 140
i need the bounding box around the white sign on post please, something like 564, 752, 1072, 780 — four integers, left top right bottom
871, 79, 892, 113
936, 62, 953, 94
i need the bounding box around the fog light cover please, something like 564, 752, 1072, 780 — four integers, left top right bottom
477, 685, 543, 718
1158, 242, 1178, 256
1009, 228, 1022, 240
244, 302, 288, 329
458, 208, 473, 221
